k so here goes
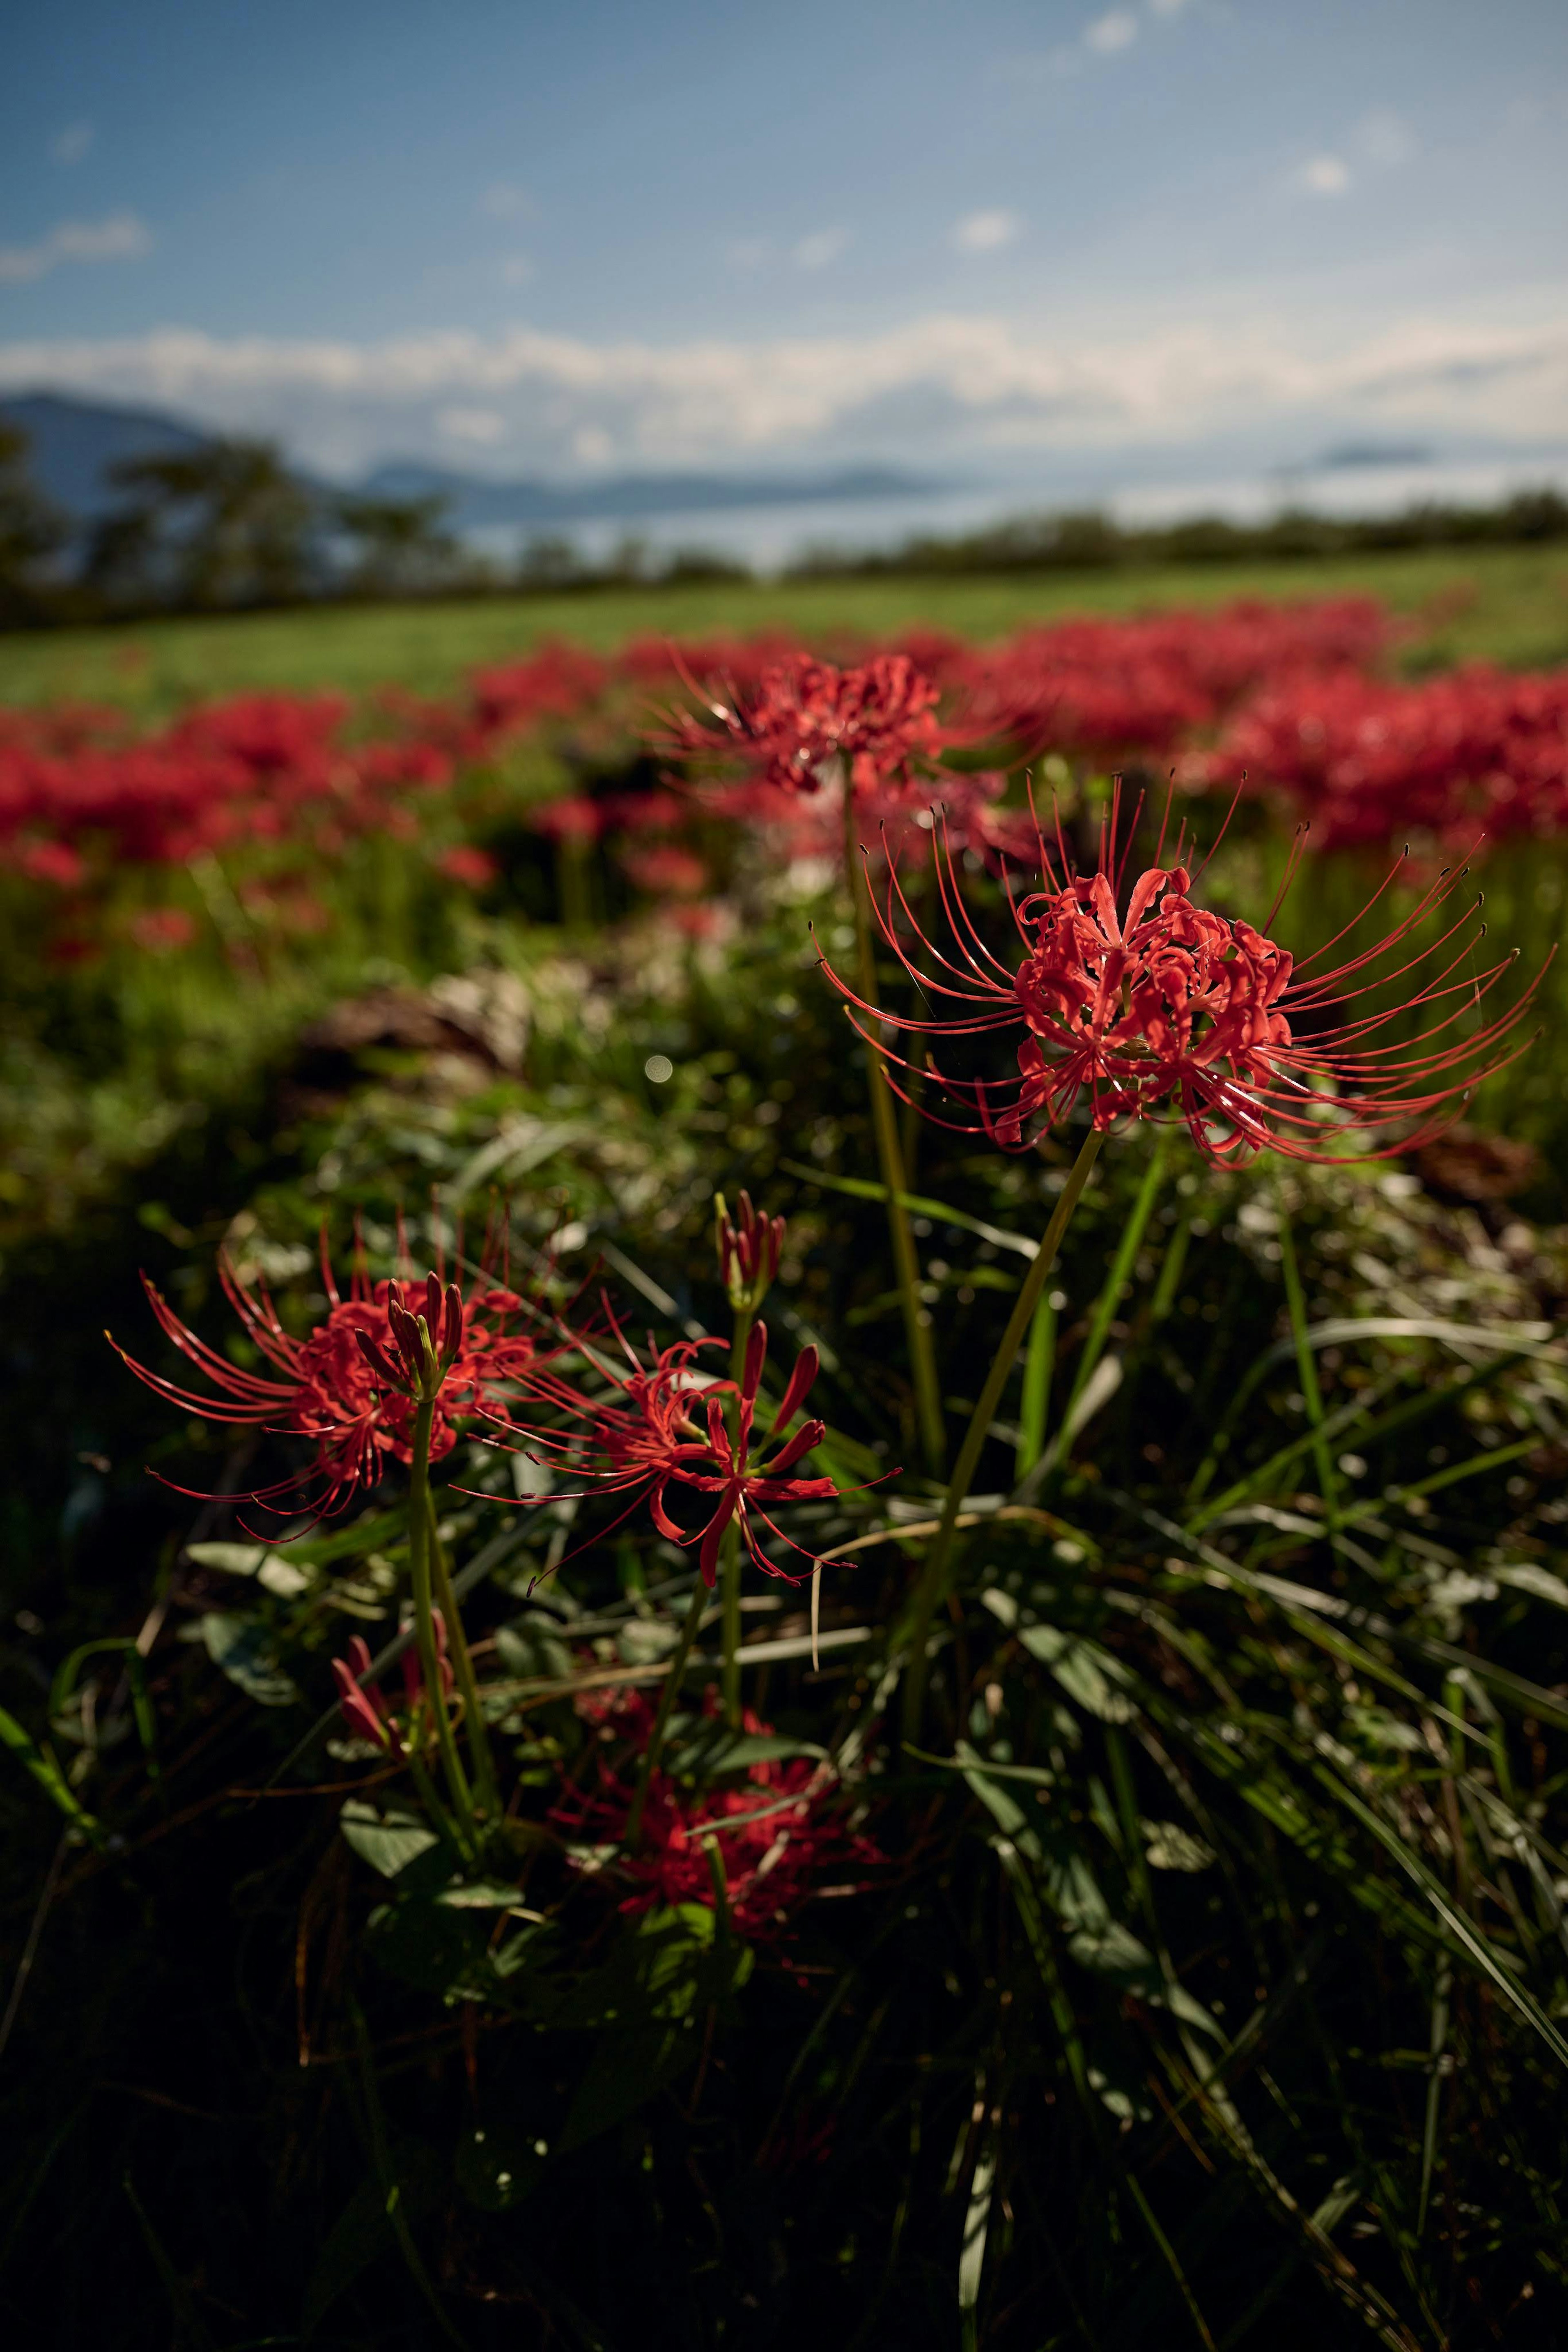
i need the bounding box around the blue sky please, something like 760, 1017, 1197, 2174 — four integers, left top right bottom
1, 0, 1565, 482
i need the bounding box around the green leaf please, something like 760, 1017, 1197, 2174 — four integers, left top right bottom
494, 1619, 575, 1682
561, 2022, 696, 2151
302, 2139, 443, 2336
1019, 1623, 1137, 1722
0, 1701, 102, 1841
366, 1896, 521, 2002
663, 1724, 824, 1777
339, 1797, 441, 1880
199, 1613, 300, 1707
184, 1541, 270, 1575
1144, 1821, 1215, 1873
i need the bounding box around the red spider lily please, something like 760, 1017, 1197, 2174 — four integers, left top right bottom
332, 1619, 455, 1759
715, 1190, 785, 1311
436, 844, 499, 889
553, 1687, 885, 1940
950, 598, 1391, 768
109, 1229, 549, 1527
819, 792, 1542, 1165
1192, 664, 1568, 853
669, 651, 942, 800
493, 1318, 839, 1584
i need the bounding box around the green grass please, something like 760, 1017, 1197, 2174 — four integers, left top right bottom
2, 542, 1566, 709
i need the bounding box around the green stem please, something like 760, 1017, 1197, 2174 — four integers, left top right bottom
898, 1127, 1103, 1744
407, 1396, 476, 1842
1273, 1171, 1341, 1525
719, 1305, 754, 1731
1013, 1290, 1057, 1483
426, 1493, 501, 1826
626, 1576, 710, 1848
1052, 1126, 1169, 1442
844, 785, 946, 1476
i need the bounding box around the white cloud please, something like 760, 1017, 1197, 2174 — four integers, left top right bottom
1086, 10, 1138, 54
1297, 154, 1352, 197
1356, 109, 1415, 168
499, 255, 536, 286
793, 227, 848, 270
49, 121, 95, 166
951, 208, 1022, 254
481, 182, 535, 220
1, 308, 1564, 482
1147, 0, 1188, 15
0, 212, 151, 286
437, 406, 507, 445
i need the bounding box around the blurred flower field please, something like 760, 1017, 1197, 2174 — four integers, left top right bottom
4, 552, 1568, 2350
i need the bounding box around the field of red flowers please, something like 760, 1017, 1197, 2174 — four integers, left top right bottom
4, 591, 1568, 2350
8, 596, 1568, 909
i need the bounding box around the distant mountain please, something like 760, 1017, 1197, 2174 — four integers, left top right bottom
0, 390, 212, 517
1311, 441, 1436, 471
356, 460, 939, 529
0, 391, 942, 533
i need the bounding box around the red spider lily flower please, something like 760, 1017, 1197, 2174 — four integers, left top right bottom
553, 1687, 886, 1940
493, 1318, 839, 1583
715, 1189, 785, 1313
436, 844, 499, 890
332, 1616, 456, 1758
670, 651, 942, 800
819, 792, 1543, 1165
109, 1231, 549, 1528
333, 1633, 403, 1756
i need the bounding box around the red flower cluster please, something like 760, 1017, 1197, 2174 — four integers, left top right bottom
821, 798, 1539, 1164
554, 1687, 883, 1940
670, 651, 942, 799
1192, 664, 1568, 851
332, 1619, 454, 1759
110, 1231, 547, 1525
494, 1318, 838, 1584
950, 598, 1392, 767
18, 600, 1564, 953
1, 691, 459, 875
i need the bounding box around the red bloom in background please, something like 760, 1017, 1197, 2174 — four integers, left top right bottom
436, 843, 500, 889
1194, 664, 1568, 852
820, 794, 1541, 1164
671, 651, 942, 800
332, 1619, 455, 1759
110, 1230, 549, 1526
554, 1687, 884, 1940
128, 907, 198, 954
495, 1318, 838, 1583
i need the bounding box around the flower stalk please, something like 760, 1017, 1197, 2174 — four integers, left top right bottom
625, 1574, 709, 1848
898, 1126, 1104, 1742
842, 783, 947, 1474
713, 1190, 785, 1728
406, 1391, 476, 1840
425, 1493, 501, 1824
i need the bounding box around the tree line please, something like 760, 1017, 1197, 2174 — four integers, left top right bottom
2, 416, 1566, 629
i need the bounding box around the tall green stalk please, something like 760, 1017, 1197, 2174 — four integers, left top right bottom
626, 1576, 709, 1847
898, 1128, 1104, 1743
406, 1396, 476, 1844
426, 1494, 501, 1825
718, 1303, 754, 1730
842, 786, 946, 1474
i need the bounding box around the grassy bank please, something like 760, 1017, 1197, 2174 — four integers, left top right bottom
1, 540, 1566, 709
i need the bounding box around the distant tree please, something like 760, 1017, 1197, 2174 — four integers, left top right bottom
0, 422, 67, 624
515, 535, 590, 591
334, 490, 464, 597
86, 437, 318, 611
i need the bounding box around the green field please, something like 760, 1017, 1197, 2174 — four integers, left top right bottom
2, 541, 1566, 709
